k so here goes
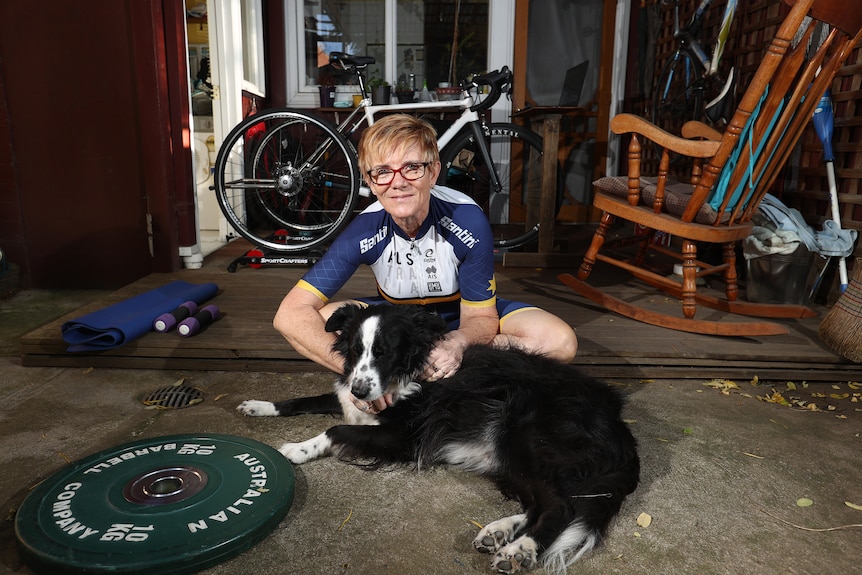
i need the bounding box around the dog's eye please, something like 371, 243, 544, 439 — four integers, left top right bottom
372, 343, 384, 357
352, 341, 364, 357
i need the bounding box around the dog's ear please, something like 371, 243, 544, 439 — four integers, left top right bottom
393, 306, 448, 374
325, 303, 363, 333
408, 305, 448, 336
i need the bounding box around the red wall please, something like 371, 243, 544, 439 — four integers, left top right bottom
0, 0, 190, 288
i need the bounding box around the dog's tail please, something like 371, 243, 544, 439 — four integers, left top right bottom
542, 464, 640, 574
541, 521, 599, 575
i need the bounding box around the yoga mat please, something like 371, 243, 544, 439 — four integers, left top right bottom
61, 280, 219, 352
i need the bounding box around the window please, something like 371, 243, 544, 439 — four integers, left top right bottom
287, 0, 502, 106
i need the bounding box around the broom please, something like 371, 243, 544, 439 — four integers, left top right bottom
812, 89, 849, 292
818, 257, 862, 362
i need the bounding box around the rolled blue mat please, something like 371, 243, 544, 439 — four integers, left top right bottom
61, 280, 219, 352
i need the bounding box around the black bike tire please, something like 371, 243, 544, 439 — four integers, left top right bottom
437, 122, 561, 250
650, 48, 704, 159
213, 108, 359, 253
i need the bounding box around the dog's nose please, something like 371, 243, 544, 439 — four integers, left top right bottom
351, 377, 372, 399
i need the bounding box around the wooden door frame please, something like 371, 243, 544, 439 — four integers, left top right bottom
512, 0, 614, 223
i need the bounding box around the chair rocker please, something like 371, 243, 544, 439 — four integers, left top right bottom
559, 0, 862, 337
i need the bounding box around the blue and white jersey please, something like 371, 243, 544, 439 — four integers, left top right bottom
298, 186, 497, 309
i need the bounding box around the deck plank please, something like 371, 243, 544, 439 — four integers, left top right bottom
19, 239, 856, 381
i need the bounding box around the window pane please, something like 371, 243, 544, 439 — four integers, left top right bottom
305, 1, 385, 86
414, 0, 488, 89
302, 1, 488, 91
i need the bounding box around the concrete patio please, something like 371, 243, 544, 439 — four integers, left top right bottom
1, 288, 859, 575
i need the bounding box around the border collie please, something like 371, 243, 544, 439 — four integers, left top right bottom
237, 304, 639, 574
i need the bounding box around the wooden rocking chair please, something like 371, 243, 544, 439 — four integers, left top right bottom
559, 0, 862, 337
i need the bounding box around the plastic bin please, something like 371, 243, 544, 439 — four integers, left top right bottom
745, 245, 814, 304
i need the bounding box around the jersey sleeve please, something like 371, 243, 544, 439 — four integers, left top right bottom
447, 202, 497, 307
297, 219, 367, 302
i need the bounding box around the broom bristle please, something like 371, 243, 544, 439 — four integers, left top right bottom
818, 258, 862, 362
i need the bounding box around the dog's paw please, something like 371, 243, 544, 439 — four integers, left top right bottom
473, 514, 527, 553
236, 400, 278, 417
278, 433, 332, 464
491, 536, 538, 574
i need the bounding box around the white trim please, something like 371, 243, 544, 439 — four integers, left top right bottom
608, 0, 630, 176
487, 0, 515, 123
241, 0, 266, 97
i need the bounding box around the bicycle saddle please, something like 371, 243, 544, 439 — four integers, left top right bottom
329, 52, 375, 70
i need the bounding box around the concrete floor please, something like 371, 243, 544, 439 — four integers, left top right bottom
1, 289, 860, 575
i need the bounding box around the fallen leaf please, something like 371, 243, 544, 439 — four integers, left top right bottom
830, 393, 850, 400
786, 381, 797, 391
704, 379, 740, 395
797, 498, 814, 507
845, 501, 862, 512
637, 512, 652, 528
758, 390, 791, 406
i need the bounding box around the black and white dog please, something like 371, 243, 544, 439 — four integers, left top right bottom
237, 304, 639, 574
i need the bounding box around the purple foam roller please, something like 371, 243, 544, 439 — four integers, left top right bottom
177, 304, 220, 337
153, 301, 198, 333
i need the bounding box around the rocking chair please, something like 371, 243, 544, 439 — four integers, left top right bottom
559, 0, 862, 337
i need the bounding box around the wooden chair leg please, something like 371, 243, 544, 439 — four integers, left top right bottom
634, 228, 653, 266
723, 242, 739, 302
681, 239, 698, 319
577, 212, 614, 280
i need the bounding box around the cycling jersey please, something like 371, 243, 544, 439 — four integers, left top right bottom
298, 186, 498, 308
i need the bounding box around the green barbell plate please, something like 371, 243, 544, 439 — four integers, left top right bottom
15, 434, 294, 574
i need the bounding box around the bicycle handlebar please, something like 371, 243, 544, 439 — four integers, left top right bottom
468, 66, 513, 112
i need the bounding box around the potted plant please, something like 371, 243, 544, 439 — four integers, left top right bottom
318, 73, 336, 108
395, 81, 415, 104
368, 77, 391, 106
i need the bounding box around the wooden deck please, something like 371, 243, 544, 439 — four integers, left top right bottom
20, 236, 857, 382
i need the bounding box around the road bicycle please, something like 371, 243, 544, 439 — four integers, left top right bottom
650, 0, 739, 144
213, 52, 560, 256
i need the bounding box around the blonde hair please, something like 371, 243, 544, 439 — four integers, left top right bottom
358, 114, 439, 174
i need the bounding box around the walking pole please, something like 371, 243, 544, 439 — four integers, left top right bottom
812, 89, 849, 293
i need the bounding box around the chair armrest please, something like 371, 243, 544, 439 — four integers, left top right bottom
610, 114, 721, 158
681, 120, 723, 142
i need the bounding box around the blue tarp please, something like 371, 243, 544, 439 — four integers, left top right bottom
61, 280, 219, 352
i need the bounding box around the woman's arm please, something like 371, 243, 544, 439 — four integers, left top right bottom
273, 285, 345, 374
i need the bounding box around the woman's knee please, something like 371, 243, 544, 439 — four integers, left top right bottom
501, 309, 577, 361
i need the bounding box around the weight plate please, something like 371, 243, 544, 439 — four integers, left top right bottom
15, 434, 294, 574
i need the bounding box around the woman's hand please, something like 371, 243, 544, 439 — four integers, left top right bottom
350, 393, 394, 415
423, 331, 467, 381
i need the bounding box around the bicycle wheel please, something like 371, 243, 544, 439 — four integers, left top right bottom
650, 48, 704, 158
438, 122, 560, 249
213, 109, 359, 253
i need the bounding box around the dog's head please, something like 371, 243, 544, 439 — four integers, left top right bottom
325, 304, 448, 400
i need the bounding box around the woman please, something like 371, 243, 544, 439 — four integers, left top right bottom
274, 114, 577, 412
